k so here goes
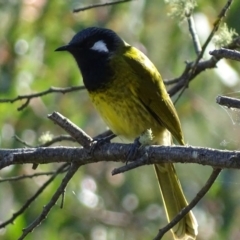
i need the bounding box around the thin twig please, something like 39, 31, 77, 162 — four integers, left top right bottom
0, 86, 85, 111
14, 135, 33, 147
94, 129, 114, 140
18, 162, 80, 240
194, 0, 233, 67
48, 112, 92, 148
153, 168, 221, 240
164, 62, 192, 85
73, 0, 133, 13
216, 95, 240, 109
210, 48, 240, 61
0, 170, 64, 183
169, 57, 218, 97
60, 190, 65, 209
39, 135, 76, 147
112, 153, 149, 175
187, 15, 202, 55
0, 163, 68, 229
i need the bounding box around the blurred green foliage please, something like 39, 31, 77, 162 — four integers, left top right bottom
0, 0, 240, 240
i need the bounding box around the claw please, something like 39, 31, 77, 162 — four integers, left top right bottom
90, 133, 116, 154
126, 137, 141, 163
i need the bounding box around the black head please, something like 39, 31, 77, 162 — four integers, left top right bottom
56, 27, 125, 91
56, 27, 124, 54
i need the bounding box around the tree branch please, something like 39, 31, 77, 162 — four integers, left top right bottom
73, 0, 133, 13
48, 111, 93, 148
187, 15, 201, 55
14, 134, 76, 148
216, 95, 240, 109
210, 48, 240, 61
0, 170, 64, 183
1, 144, 240, 170
0, 86, 85, 111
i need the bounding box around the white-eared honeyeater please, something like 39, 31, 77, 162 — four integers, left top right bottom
56, 27, 198, 240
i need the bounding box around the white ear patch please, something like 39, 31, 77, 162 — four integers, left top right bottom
91, 40, 109, 53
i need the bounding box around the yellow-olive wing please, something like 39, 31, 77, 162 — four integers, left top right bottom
123, 46, 184, 145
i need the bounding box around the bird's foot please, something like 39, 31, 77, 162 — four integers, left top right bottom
126, 129, 153, 164
126, 137, 141, 164
90, 133, 116, 153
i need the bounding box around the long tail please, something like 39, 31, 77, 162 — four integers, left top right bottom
154, 163, 198, 239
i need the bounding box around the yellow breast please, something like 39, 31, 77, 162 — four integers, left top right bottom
89, 83, 161, 141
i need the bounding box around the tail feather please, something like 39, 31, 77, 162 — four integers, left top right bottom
154, 163, 198, 240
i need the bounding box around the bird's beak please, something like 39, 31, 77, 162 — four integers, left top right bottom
55, 45, 69, 52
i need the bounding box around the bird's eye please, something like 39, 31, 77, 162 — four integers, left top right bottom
85, 40, 95, 48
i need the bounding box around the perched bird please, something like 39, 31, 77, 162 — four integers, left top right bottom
56, 27, 198, 239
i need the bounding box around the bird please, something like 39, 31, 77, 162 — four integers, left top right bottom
55, 27, 198, 240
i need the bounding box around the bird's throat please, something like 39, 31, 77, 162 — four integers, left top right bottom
74, 52, 114, 92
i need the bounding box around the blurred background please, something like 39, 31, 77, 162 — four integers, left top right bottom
1, 0, 240, 239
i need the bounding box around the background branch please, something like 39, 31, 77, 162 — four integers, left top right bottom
18, 162, 80, 240
187, 15, 202, 55
0, 163, 68, 229
216, 95, 240, 109
210, 48, 240, 61
0, 170, 63, 183
73, 0, 133, 13
0, 86, 85, 111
